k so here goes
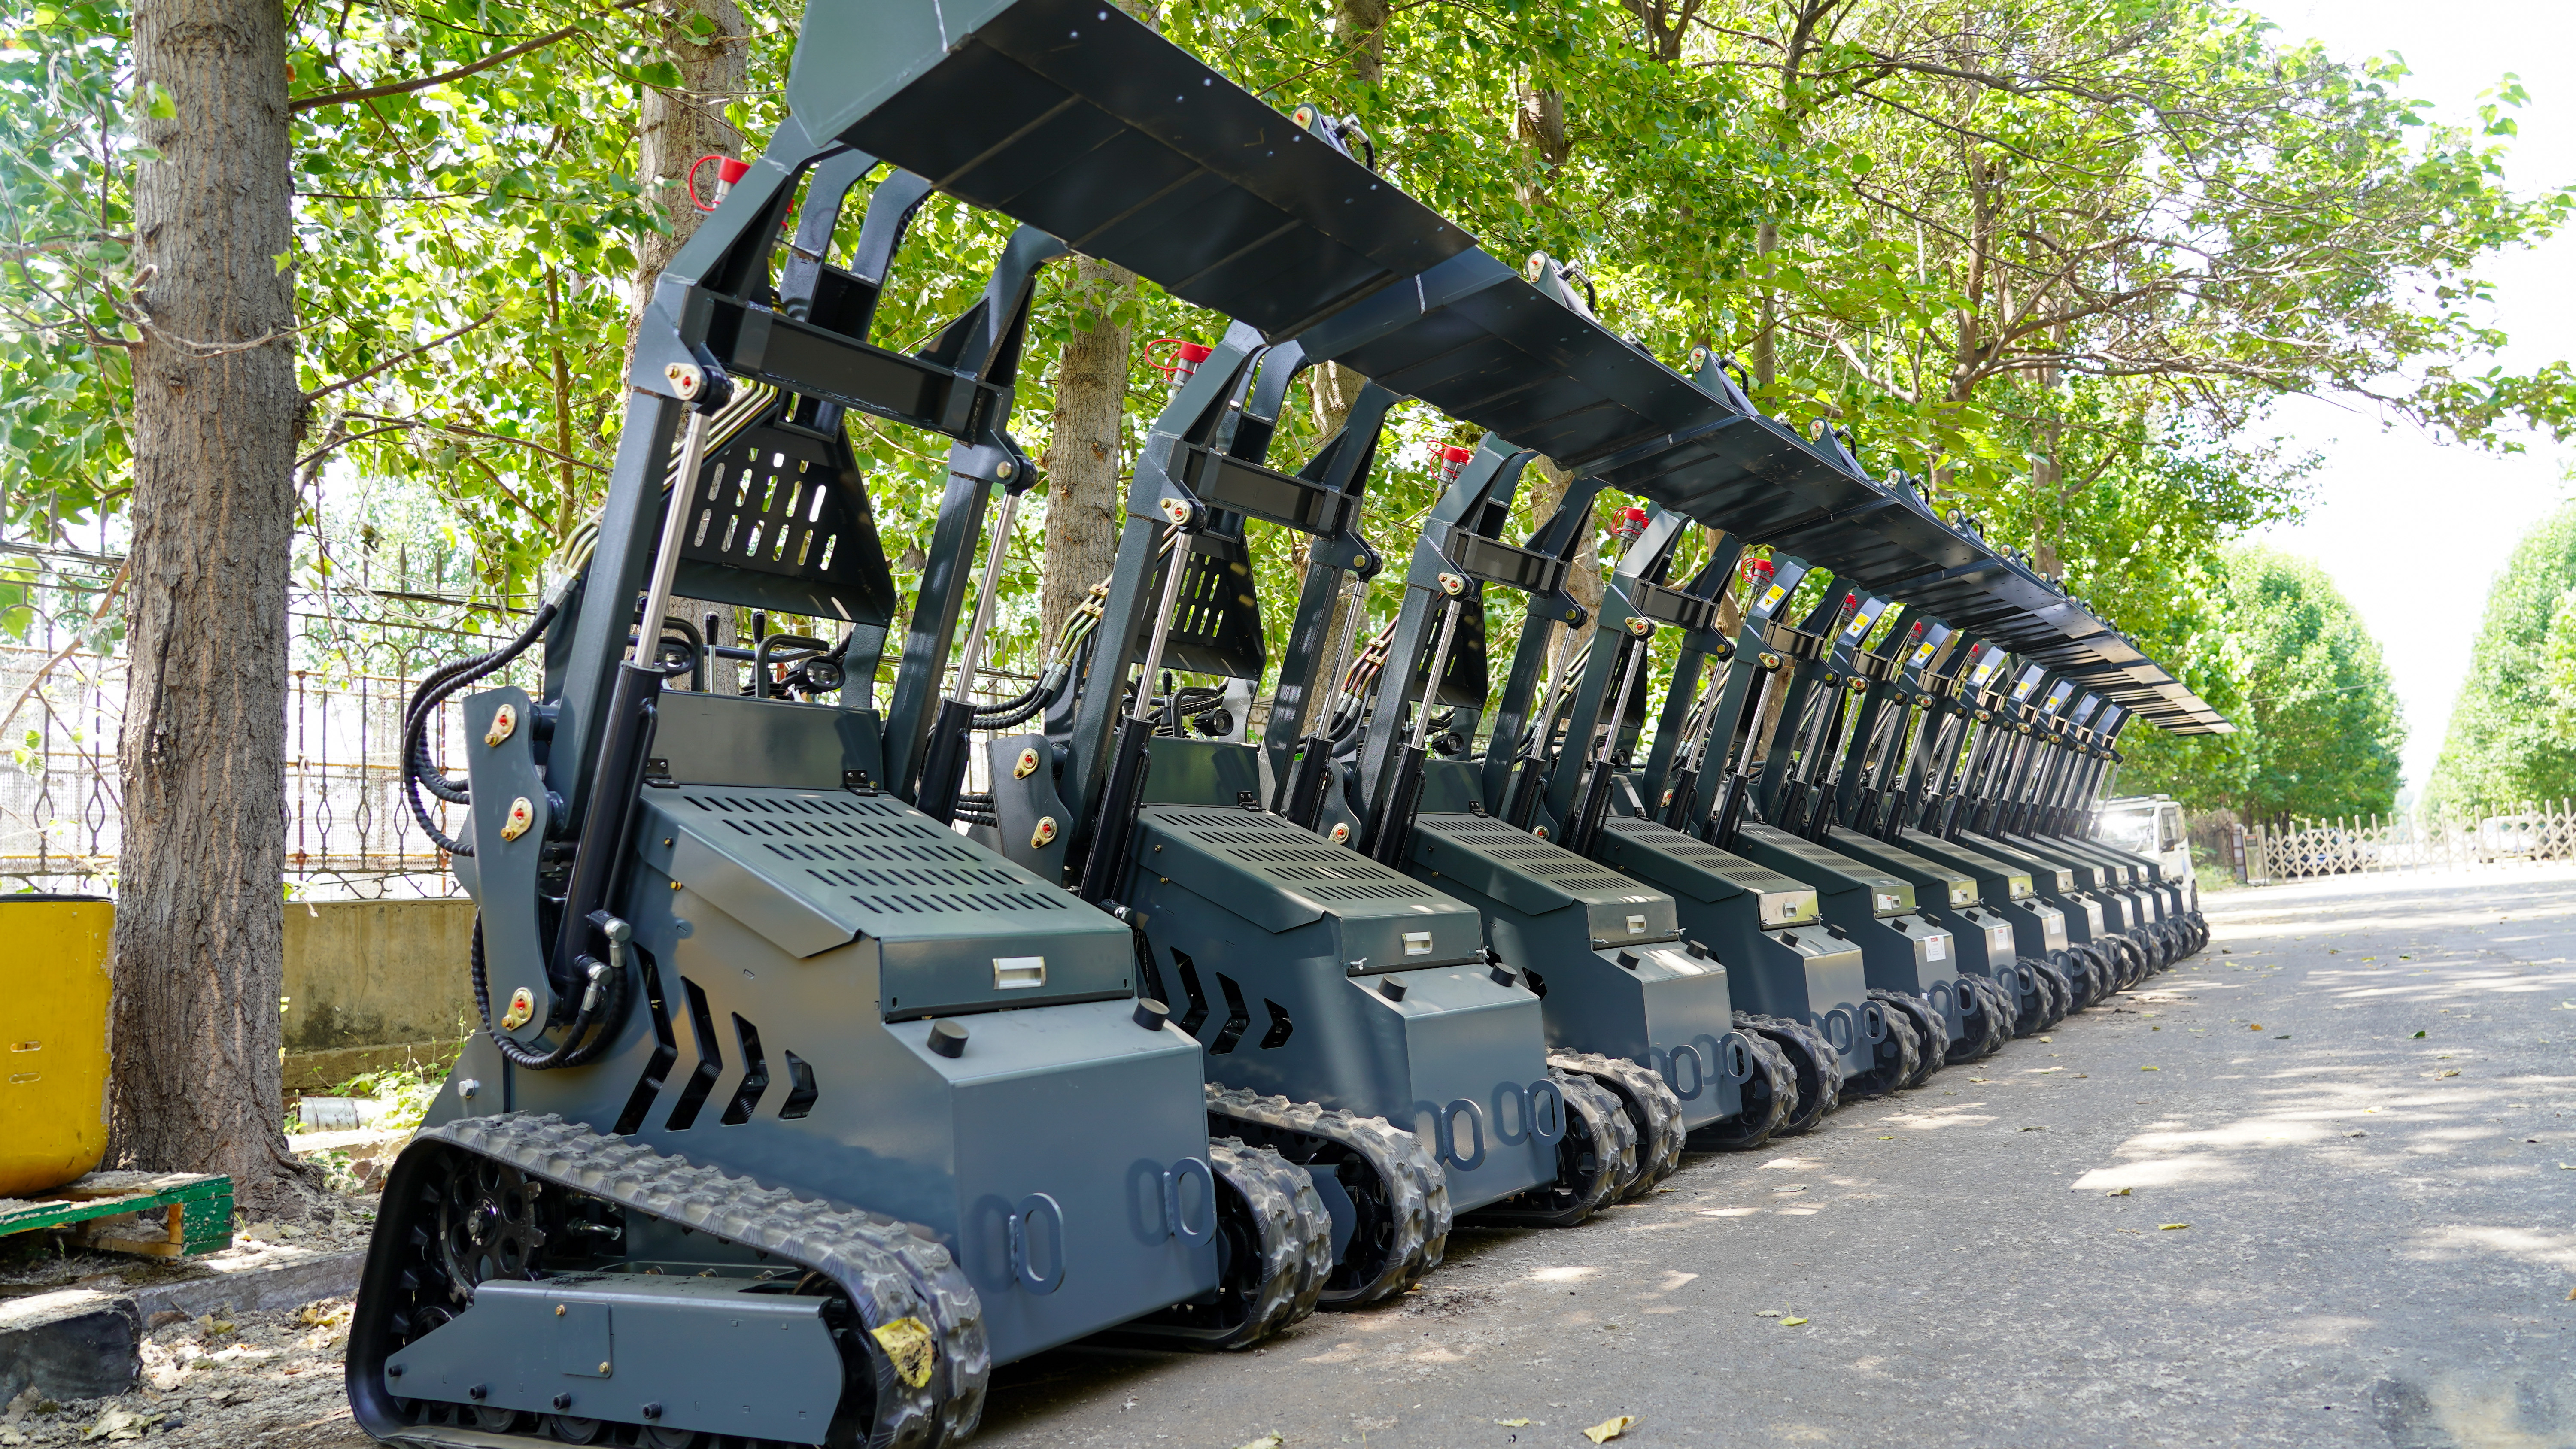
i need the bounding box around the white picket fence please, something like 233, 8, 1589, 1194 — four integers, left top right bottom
2245, 802, 2576, 882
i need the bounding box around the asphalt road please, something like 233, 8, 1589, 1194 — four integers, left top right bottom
975, 866, 2576, 1449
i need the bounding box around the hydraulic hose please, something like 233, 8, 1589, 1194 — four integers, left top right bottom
399, 589, 566, 855
469, 912, 631, 1070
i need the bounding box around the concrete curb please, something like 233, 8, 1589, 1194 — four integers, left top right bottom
0, 1247, 363, 1403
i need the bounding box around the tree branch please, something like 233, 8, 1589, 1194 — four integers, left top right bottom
303, 306, 499, 403
290, 0, 657, 113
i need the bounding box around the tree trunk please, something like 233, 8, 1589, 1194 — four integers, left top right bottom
116, 0, 313, 1218
1335, 0, 1390, 83
1039, 258, 1136, 650
1525, 458, 1602, 693
1515, 85, 1570, 210
631, 0, 748, 314
1287, 362, 1370, 715
632, 0, 750, 689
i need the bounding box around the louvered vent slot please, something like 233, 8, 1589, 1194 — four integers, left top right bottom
662, 788, 1077, 925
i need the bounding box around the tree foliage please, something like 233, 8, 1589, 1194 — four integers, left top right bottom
2427, 503, 2576, 812
2121, 546, 2401, 822
0, 0, 2559, 756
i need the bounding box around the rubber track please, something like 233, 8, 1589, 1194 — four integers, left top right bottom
1548, 1052, 1685, 1198
1686, 1028, 1794, 1151
2015, 955, 2072, 1031
407, 1112, 984, 1449
1840, 996, 1921, 1100
1222, 1140, 1331, 1345
1205, 1086, 1448, 1310
1870, 988, 1948, 1088
2003, 956, 2050, 1035
1952, 975, 2013, 1062
1735, 1012, 1841, 1135
1457, 1070, 1637, 1229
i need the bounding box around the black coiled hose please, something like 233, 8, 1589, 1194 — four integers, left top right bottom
400, 598, 564, 856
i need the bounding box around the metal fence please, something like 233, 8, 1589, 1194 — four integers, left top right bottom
2244, 802, 2576, 883
2, 633, 501, 900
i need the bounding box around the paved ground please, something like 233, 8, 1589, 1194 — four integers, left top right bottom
20, 865, 2568, 1448
976, 867, 2576, 1449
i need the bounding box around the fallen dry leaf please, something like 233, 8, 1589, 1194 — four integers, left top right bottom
2159, 1223, 2190, 1231
2439, 1070, 2461, 1079
1780, 1316, 1809, 1327
2248, 1024, 2262, 1031
2140, 1065, 2160, 1072
1233, 1434, 1283, 1449
2106, 1188, 2132, 1197
1583, 1416, 1636, 1444
1498, 1419, 1532, 1428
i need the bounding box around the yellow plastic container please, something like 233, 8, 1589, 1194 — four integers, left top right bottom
0, 895, 113, 1198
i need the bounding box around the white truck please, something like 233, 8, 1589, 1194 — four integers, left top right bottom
2096, 794, 2198, 901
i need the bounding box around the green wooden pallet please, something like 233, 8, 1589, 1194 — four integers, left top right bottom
0, 1172, 233, 1258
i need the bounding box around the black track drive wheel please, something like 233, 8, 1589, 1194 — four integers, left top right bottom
2004, 958, 2050, 1035
1203, 1086, 1449, 1310
1955, 976, 2012, 1061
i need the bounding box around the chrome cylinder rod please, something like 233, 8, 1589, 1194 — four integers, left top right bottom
946, 486, 1022, 706
632, 408, 715, 668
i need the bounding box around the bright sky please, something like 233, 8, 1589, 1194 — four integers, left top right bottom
2251, 0, 2576, 797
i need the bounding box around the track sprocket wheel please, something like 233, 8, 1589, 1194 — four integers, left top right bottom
1952, 976, 2012, 1061
1203, 1087, 1448, 1310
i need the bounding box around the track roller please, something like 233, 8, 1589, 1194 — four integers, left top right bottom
1204, 1086, 1449, 1310
1457, 1069, 1638, 1229
1548, 1052, 1685, 1199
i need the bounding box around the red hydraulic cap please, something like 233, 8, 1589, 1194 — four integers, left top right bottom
1613, 505, 1649, 544
1437, 444, 1477, 484
687, 155, 754, 212
1146, 338, 1218, 384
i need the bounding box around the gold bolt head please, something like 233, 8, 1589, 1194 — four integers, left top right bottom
1013, 746, 1041, 780
1626, 617, 1653, 637
664, 361, 701, 399
1438, 571, 1466, 597
483, 703, 517, 749
500, 796, 535, 842
1030, 816, 1059, 849
501, 988, 536, 1033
